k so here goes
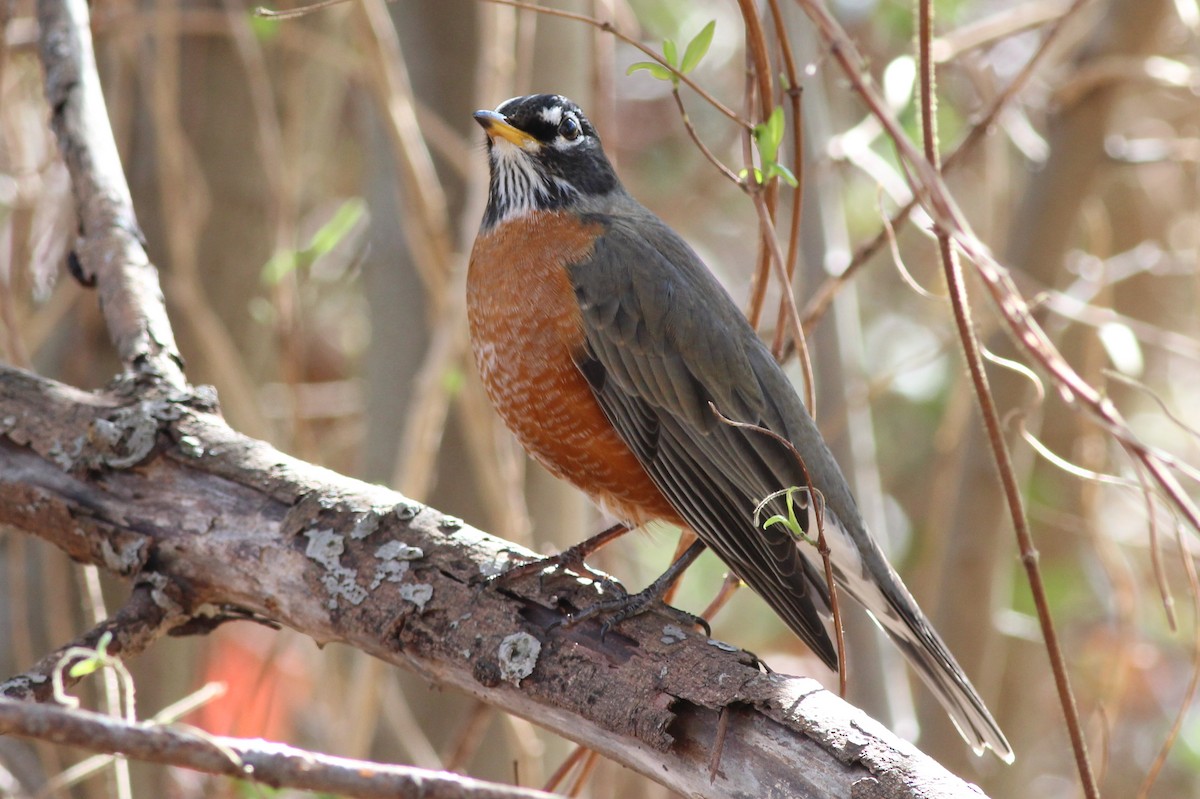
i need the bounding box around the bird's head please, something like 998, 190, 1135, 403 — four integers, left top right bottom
474, 94, 620, 229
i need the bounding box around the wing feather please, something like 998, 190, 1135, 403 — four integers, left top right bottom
568, 210, 838, 668
563, 203, 1011, 759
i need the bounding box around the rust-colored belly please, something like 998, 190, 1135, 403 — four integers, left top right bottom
467, 211, 680, 526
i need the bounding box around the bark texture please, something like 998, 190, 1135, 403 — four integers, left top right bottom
0, 366, 990, 799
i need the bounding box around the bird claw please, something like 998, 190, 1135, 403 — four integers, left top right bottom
478, 542, 616, 593
557, 586, 712, 641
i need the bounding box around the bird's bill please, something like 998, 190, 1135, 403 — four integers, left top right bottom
473, 110, 539, 151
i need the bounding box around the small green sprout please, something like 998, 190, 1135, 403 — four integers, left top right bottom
627, 20, 716, 87
261, 197, 365, 286
740, 106, 798, 188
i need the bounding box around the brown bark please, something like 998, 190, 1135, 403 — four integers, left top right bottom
0, 366, 991, 799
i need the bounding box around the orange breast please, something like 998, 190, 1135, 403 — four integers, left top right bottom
467, 211, 681, 527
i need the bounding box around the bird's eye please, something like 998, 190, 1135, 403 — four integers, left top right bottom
558, 115, 581, 141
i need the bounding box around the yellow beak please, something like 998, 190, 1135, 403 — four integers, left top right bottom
473, 110, 539, 150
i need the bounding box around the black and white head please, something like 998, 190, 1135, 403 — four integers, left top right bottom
474, 94, 620, 229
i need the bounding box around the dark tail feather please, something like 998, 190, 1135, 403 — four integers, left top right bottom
871, 580, 1014, 763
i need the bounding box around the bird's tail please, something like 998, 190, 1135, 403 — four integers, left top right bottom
859, 560, 1014, 763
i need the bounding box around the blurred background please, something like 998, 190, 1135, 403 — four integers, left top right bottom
2, 0, 1199, 796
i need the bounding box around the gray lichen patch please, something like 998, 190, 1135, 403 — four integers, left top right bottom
369, 540, 424, 589
497, 632, 541, 685
370, 560, 407, 589
140, 572, 183, 615
177, 434, 204, 457
303, 528, 366, 608
374, 541, 423, 561
394, 502, 422, 522
49, 395, 197, 473
350, 510, 381, 540
660, 624, 687, 645
321, 572, 368, 608
398, 582, 433, 610
304, 528, 345, 569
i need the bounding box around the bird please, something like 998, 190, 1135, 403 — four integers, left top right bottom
466, 92, 1013, 763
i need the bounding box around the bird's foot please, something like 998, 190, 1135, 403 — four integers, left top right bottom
557, 587, 711, 640
476, 523, 630, 594
483, 543, 618, 592
554, 540, 713, 639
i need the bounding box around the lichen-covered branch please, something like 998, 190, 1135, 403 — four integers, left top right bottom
0, 367, 991, 799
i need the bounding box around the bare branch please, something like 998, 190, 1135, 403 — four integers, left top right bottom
1, 583, 187, 703
0, 699, 563, 799
35, 0, 185, 387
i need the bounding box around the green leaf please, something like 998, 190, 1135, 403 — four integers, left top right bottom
767, 106, 785, 145
767, 162, 799, 187
680, 20, 715, 74
248, 13, 279, 42
662, 37, 678, 68
759, 107, 787, 161
260, 198, 364, 286
261, 250, 299, 286
305, 197, 365, 260
627, 61, 674, 82
738, 166, 764, 185
69, 631, 114, 678
442, 366, 466, 397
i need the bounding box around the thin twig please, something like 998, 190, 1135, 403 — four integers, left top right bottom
765, 0, 806, 365
444, 701, 494, 772
79, 565, 133, 799
707, 705, 732, 782
797, 0, 1094, 336
542, 745, 588, 794
915, 0, 1094, 790
564, 749, 599, 798
669, 89, 741, 185
1134, 462, 1176, 631
1, 583, 185, 703
1137, 507, 1200, 798
481, 0, 748, 127
750, 192, 818, 419
735, 0, 780, 339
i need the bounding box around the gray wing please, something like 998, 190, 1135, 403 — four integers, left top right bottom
566, 207, 848, 669
566, 205, 1013, 760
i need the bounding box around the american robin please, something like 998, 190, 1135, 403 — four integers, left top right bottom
467, 93, 1012, 763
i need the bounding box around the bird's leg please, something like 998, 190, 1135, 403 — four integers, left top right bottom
483, 522, 629, 590
563, 539, 711, 638
660, 529, 698, 605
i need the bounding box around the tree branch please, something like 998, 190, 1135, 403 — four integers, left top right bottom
0, 582, 187, 703
36, 0, 185, 387
0, 699, 562, 799
0, 366, 992, 799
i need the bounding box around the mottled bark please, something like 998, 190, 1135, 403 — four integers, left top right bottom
0, 366, 991, 799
